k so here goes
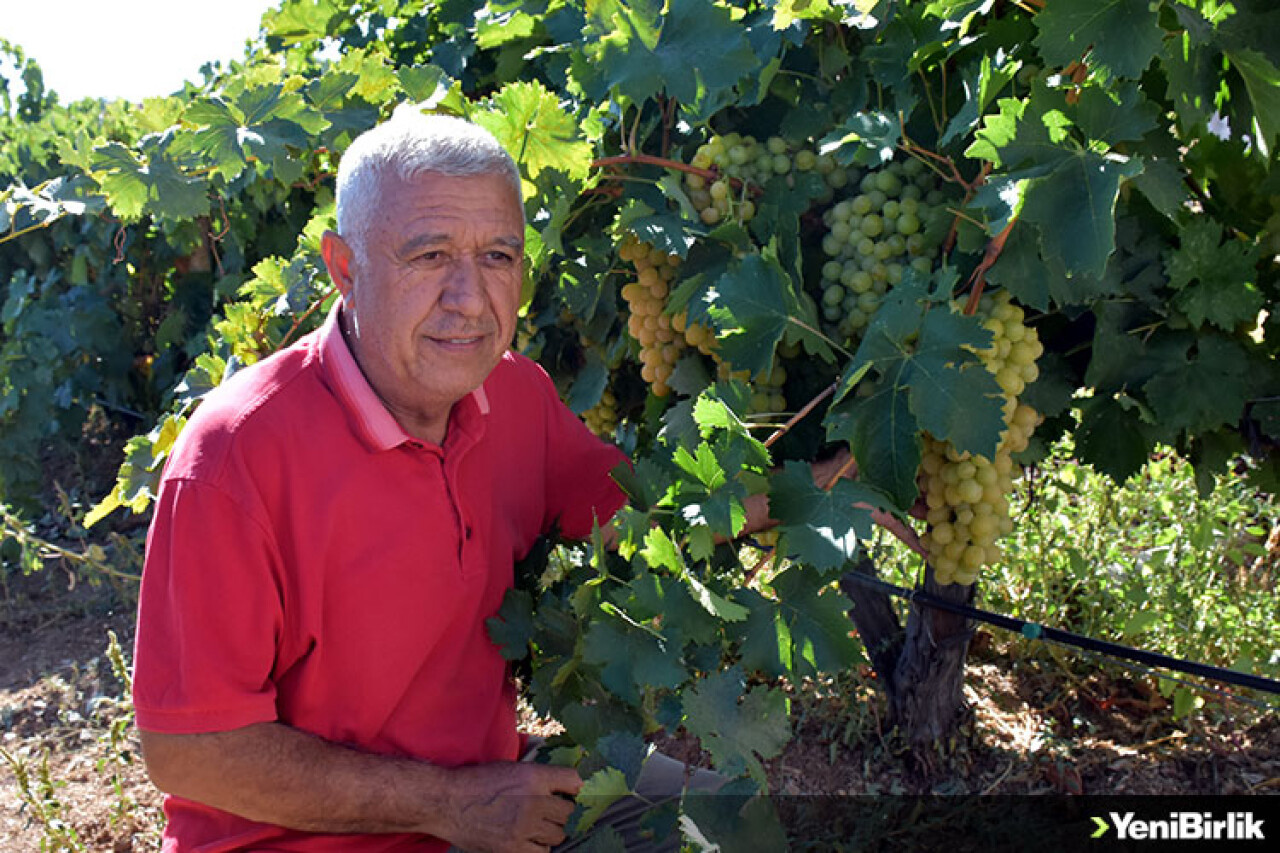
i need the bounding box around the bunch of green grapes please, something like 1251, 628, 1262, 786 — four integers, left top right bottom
618, 236, 685, 397
582, 388, 620, 438
685, 134, 849, 226
816, 158, 951, 343
918, 291, 1042, 586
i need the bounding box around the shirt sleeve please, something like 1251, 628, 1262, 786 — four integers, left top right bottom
532, 366, 629, 541
132, 477, 284, 734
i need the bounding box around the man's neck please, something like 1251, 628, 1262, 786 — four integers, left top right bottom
339, 307, 453, 446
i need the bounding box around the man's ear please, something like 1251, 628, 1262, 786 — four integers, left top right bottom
321, 230, 355, 299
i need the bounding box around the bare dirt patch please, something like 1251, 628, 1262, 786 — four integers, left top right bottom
1, 577, 162, 853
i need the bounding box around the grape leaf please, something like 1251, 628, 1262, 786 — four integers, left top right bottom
750, 172, 830, 257
1130, 157, 1190, 221
89, 140, 209, 222
1020, 150, 1142, 279
825, 380, 921, 511
732, 589, 792, 678
970, 83, 1147, 280
683, 570, 749, 623
768, 461, 880, 572
576, 767, 632, 834
908, 306, 1008, 458
940, 53, 1017, 148
183, 85, 325, 184
772, 0, 839, 29
627, 571, 721, 646
616, 201, 699, 258
1071, 83, 1159, 146
1033, 0, 1164, 80
263, 0, 344, 46
681, 666, 790, 785
1160, 15, 1222, 134
476, 7, 538, 48
336, 47, 401, 104
583, 619, 686, 705
1144, 335, 1251, 435
695, 252, 830, 379
475, 81, 595, 186
841, 281, 1007, 458
302, 74, 379, 141
578, 0, 760, 108
818, 111, 900, 168
397, 65, 452, 104
567, 352, 610, 414
485, 588, 534, 662
1085, 303, 1190, 394
986, 217, 1124, 309
672, 420, 754, 540
672, 442, 725, 493
1076, 396, 1153, 484
1224, 48, 1280, 153
770, 566, 863, 676
1164, 220, 1264, 332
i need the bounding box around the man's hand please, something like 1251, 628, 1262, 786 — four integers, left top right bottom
441, 762, 583, 853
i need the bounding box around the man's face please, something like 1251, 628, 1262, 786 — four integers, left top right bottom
326, 169, 524, 440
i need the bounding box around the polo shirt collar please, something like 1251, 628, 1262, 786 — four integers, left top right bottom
317, 303, 490, 452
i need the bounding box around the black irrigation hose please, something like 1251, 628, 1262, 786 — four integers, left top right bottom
840, 570, 1280, 698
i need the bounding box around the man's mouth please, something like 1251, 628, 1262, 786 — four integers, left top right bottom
427, 333, 486, 346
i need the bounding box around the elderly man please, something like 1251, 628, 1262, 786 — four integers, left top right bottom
133, 113, 629, 852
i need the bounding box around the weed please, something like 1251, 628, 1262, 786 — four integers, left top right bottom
1, 745, 86, 852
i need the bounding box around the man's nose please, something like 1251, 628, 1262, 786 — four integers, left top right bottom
439, 258, 486, 315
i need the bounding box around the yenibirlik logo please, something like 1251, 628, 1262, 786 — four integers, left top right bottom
1092, 811, 1266, 842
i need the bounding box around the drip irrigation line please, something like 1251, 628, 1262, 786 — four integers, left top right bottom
1086, 650, 1277, 713
841, 570, 1280, 699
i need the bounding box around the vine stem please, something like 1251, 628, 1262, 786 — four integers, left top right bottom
592, 153, 717, 181
276, 284, 339, 352
0, 220, 52, 245
818, 454, 929, 560
0, 507, 141, 583
963, 216, 1017, 315
764, 382, 835, 448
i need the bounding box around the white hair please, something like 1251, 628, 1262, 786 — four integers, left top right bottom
334, 111, 523, 263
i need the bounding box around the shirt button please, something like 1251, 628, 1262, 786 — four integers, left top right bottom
464, 524, 473, 540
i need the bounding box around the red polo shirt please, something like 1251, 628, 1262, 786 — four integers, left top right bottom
133, 305, 627, 852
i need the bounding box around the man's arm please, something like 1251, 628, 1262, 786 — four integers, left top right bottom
139, 722, 581, 853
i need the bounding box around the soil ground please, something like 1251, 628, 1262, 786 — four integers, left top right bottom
1, 574, 1276, 852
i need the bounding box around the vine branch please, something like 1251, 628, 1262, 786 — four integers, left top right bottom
592, 153, 717, 181
964, 216, 1017, 315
